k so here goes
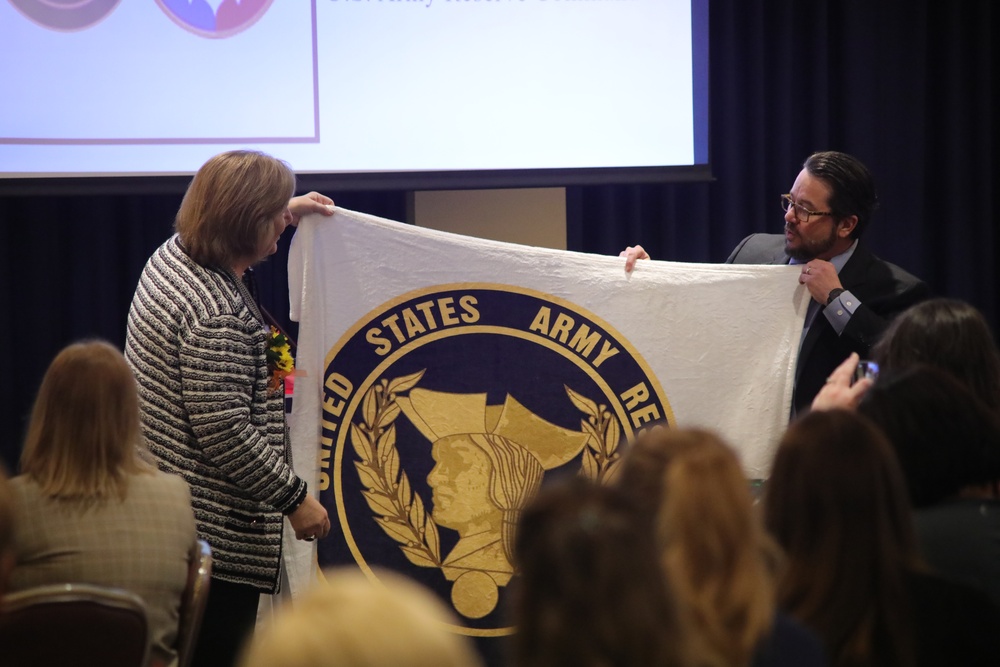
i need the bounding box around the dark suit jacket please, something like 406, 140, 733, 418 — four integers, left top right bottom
726, 233, 929, 413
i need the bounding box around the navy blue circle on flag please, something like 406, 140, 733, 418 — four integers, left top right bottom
317, 284, 671, 638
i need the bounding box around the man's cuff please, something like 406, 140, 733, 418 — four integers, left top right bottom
823, 289, 860, 335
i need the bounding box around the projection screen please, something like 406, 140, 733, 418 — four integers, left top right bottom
0, 0, 710, 190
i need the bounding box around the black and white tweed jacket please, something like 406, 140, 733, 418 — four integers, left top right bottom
125, 235, 307, 593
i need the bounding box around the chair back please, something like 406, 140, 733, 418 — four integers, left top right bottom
0, 583, 150, 667
176, 539, 213, 667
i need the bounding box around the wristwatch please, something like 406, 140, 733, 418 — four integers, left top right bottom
826, 288, 845, 305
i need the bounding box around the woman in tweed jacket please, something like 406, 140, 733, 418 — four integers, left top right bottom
125, 150, 333, 667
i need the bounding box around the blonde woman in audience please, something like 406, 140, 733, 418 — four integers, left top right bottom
240, 567, 484, 667
765, 409, 1000, 667
512, 476, 692, 667
617, 427, 826, 667
9, 341, 197, 667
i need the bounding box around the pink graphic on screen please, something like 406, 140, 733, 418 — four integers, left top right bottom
7, 0, 120, 32
156, 0, 273, 39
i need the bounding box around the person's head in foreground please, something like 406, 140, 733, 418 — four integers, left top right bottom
20, 340, 153, 502
857, 365, 1000, 509
617, 427, 779, 667
764, 409, 919, 666
872, 298, 1000, 413
239, 567, 484, 667
512, 475, 690, 667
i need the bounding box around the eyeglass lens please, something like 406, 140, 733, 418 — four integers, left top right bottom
781, 196, 808, 222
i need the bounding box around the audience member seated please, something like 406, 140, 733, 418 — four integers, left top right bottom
512, 476, 691, 667
764, 409, 1000, 667
239, 567, 483, 667
857, 366, 1000, 607
0, 464, 14, 600
873, 298, 1000, 413
616, 427, 827, 667
9, 341, 198, 667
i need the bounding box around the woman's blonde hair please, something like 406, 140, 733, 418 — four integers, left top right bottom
621, 427, 777, 667
240, 567, 484, 667
175, 150, 295, 269
20, 341, 152, 501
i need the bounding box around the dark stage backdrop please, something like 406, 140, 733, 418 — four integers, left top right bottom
1, 0, 995, 474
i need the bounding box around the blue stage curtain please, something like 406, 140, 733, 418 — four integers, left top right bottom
0, 192, 407, 469
568, 0, 995, 329
1, 0, 994, 475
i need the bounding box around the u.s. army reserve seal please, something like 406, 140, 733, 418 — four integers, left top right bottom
317, 284, 672, 638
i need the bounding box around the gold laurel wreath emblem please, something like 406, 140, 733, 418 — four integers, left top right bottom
565, 386, 623, 484
350, 373, 622, 572
349, 369, 443, 570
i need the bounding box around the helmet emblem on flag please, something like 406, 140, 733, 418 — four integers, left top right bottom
318, 284, 672, 638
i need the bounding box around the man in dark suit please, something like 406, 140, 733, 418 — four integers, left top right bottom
623, 151, 929, 414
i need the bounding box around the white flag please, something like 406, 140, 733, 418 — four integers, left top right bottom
282, 208, 807, 622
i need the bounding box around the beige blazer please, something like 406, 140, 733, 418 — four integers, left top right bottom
10, 471, 197, 667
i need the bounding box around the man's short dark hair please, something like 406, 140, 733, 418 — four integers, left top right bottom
804, 151, 878, 239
